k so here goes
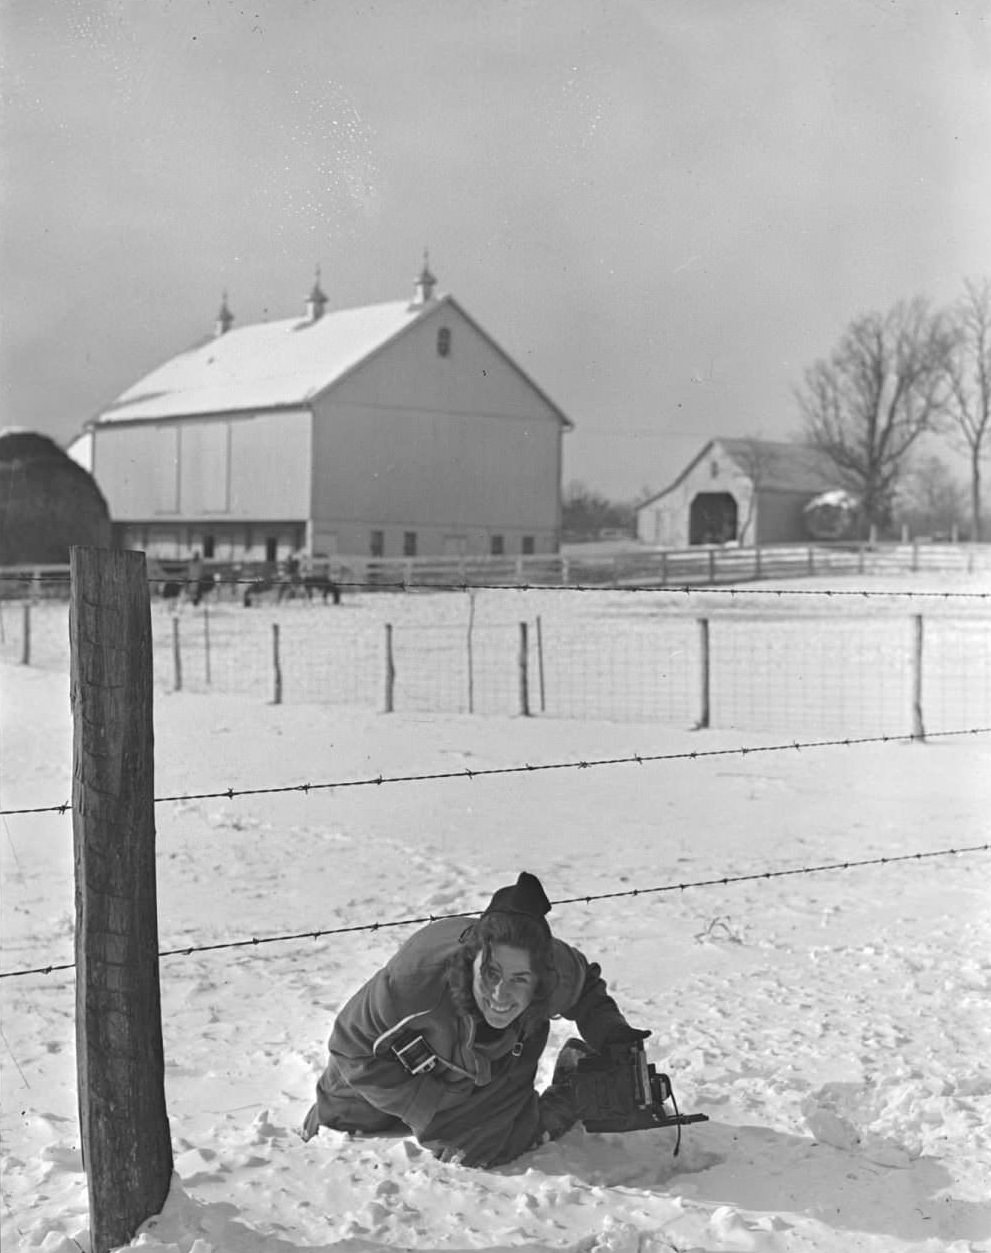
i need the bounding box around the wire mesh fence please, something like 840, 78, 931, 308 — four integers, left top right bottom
3, 590, 989, 737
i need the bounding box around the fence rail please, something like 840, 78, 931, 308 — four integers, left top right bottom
3, 540, 991, 598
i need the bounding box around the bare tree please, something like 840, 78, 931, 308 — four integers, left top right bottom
941, 277, 991, 541
561, 480, 634, 539
796, 298, 951, 536
895, 453, 966, 539
731, 438, 776, 544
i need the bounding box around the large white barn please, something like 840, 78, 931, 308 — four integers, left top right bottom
69, 263, 572, 563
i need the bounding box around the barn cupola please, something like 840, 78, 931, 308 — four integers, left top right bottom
305, 267, 328, 323
214, 291, 234, 337
410, 251, 437, 307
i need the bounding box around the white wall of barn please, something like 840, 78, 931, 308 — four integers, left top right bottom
93, 409, 312, 521
309, 304, 564, 558
637, 443, 755, 548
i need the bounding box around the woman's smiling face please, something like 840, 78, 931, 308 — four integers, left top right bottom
471, 943, 537, 1028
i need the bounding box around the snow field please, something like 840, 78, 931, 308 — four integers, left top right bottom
3, 573, 990, 735
1, 577, 990, 1252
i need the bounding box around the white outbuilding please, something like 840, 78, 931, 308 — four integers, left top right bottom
70, 262, 571, 563
636, 438, 840, 548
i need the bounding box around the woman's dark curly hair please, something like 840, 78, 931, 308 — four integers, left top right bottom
446, 912, 558, 1028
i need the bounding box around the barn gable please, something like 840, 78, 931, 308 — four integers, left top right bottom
307, 301, 567, 553
97, 294, 571, 431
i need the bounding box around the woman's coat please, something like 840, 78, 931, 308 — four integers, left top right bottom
304, 916, 634, 1166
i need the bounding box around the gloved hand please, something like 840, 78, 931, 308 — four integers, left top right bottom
537, 1083, 580, 1142
601, 1024, 652, 1046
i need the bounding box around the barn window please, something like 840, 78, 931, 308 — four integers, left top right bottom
710, 460, 719, 478
403, 531, 418, 557
522, 536, 535, 555
203, 535, 215, 559
265, 536, 278, 562
437, 327, 451, 357
490, 534, 504, 556
370, 530, 385, 558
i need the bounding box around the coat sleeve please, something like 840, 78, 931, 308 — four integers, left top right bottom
552, 941, 635, 1050
328, 967, 455, 1136
417, 1080, 543, 1168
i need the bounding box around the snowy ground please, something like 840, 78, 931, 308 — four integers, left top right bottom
1, 576, 990, 1252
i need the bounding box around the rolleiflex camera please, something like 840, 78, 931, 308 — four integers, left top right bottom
572, 1040, 708, 1152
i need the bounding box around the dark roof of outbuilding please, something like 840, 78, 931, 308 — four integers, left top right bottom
718, 438, 839, 492
638, 438, 839, 509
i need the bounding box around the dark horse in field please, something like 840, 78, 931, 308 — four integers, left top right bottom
160, 573, 217, 607
242, 574, 341, 606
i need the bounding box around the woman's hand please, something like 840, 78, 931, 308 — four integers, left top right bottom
600, 1024, 652, 1046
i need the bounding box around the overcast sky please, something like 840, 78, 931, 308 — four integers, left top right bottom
2, 0, 989, 500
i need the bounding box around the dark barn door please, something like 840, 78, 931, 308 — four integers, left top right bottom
689, 492, 738, 545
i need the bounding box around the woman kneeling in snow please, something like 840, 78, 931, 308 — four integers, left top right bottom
301, 871, 649, 1168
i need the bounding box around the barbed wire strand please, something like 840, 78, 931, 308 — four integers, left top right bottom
3, 841, 987, 981
4, 726, 989, 818
2, 571, 990, 599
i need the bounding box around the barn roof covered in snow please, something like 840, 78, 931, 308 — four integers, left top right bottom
93, 293, 571, 427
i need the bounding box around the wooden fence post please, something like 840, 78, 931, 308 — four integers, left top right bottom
69, 547, 173, 1253
695, 617, 711, 729
384, 623, 395, 712
911, 614, 925, 741
708, 549, 716, 584
755, 545, 762, 580
171, 616, 182, 691
466, 593, 476, 714
203, 604, 211, 686
535, 615, 546, 713
21, 602, 30, 665
518, 621, 531, 716
272, 622, 282, 704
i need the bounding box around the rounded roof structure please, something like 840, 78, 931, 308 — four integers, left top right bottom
0, 428, 112, 564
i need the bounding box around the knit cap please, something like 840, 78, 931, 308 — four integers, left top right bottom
481, 871, 552, 930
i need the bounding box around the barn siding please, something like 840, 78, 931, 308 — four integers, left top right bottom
227, 410, 311, 517
755, 490, 814, 544
93, 424, 179, 519
310, 305, 563, 556
93, 410, 312, 523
